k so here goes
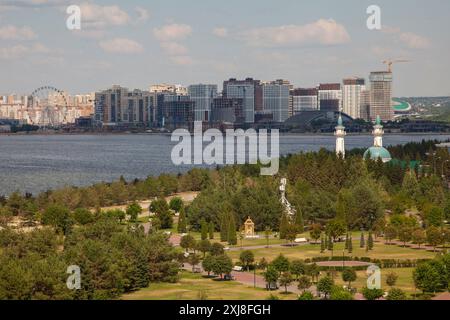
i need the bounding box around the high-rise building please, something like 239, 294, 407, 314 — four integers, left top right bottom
94, 85, 152, 126
188, 84, 218, 122
318, 83, 342, 112
343, 77, 366, 119
210, 96, 244, 124
291, 88, 318, 114
160, 94, 194, 130
223, 78, 262, 123
359, 89, 371, 121
369, 71, 394, 122
262, 82, 290, 122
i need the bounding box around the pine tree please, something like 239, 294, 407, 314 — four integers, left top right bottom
279, 213, 289, 240
327, 236, 334, 255
368, 231, 374, 251
294, 209, 304, 233
209, 222, 215, 240
220, 213, 228, 242
320, 234, 325, 253
344, 233, 349, 250
348, 236, 353, 254
177, 206, 187, 234
200, 219, 208, 240
227, 214, 237, 245
360, 232, 365, 248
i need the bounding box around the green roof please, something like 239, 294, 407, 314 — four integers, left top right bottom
364, 147, 392, 162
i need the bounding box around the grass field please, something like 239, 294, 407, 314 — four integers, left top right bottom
122, 271, 295, 300
226, 240, 437, 262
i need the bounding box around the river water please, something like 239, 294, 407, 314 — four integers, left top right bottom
0, 133, 449, 195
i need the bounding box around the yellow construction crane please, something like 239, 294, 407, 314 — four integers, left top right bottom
382, 59, 410, 72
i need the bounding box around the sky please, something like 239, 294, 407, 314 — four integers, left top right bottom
0, 0, 449, 97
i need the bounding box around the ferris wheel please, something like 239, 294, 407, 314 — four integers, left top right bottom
28, 86, 68, 127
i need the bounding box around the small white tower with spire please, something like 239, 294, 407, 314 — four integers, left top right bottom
335, 115, 346, 158
373, 115, 384, 148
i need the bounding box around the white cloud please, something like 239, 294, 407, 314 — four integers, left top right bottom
160, 42, 188, 56
399, 32, 430, 49
213, 27, 228, 38
79, 2, 130, 29
99, 38, 144, 54
0, 25, 36, 40
241, 19, 350, 47
0, 42, 54, 59
153, 23, 192, 41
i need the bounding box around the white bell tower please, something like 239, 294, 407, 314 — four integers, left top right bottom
373, 115, 384, 148
335, 115, 346, 158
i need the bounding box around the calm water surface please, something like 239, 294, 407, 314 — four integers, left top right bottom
1, 133, 449, 195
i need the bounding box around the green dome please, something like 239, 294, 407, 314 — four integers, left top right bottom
364, 147, 392, 163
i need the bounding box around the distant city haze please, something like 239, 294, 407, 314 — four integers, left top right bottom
0, 0, 449, 97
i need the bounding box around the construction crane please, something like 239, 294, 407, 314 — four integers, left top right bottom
382, 59, 410, 73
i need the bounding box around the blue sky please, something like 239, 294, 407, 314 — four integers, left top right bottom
1, 0, 449, 97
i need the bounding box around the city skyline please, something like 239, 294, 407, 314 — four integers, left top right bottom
1, 0, 450, 97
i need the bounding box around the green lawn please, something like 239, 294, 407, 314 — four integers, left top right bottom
227, 240, 437, 262
122, 271, 294, 300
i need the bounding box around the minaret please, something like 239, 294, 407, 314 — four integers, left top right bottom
335, 115, 346, 158
373, 115, 384, 148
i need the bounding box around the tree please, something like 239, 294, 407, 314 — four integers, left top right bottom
200, 219, 208, 240
126, 202, 142, 222
426, 226, 443, 251
317, 276, 334, 299
290, 260, 306, 280
41, 204, 73, 235
412, 229, 426, 248
263, 266, 279, 291
330, 286, 354, 300
210, 242, 224, 256
386, 272, 398, 287
271, 254, 290, 275
264, 227, 272, 248
227, 214, 237, 245
279, 272, 294, 294
426, 206, 445, 228
361, 287, 384, 300
151, 199, 172, 229
298, 291, 314, 300
384, 225, 397, 244
211, 254, 233, 279
325, 219, 346, 241
386, 288, 407, 300
294, 209, 304, 233
398, 226, 413, 247
348, 236, 353, 254
177, 206, 187, 234
279, 213, 289, 240
169, 197, 183, 212
180, 235, 196, 252
320, 234, 325, 253
239, 250, 255, 271
342, 269, 357, 288
208, 222, 215, 240
220, 213, 228, 242
259, 258, 268, 271
202, 255, 215, 277
188, 254, 201, 273
285, 224, 298, 245
327, 236, 334, 254
198, 239, 211, 258
72, 208, 94, 225
367, 232, 374, 250
307, 263, 320, 283
297, 276, 311, 293
413, 261, 447, 293
309, 224, 322, 244
359, 232, 365, 248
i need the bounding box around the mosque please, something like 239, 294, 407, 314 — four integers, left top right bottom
335, 114, 392, 162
